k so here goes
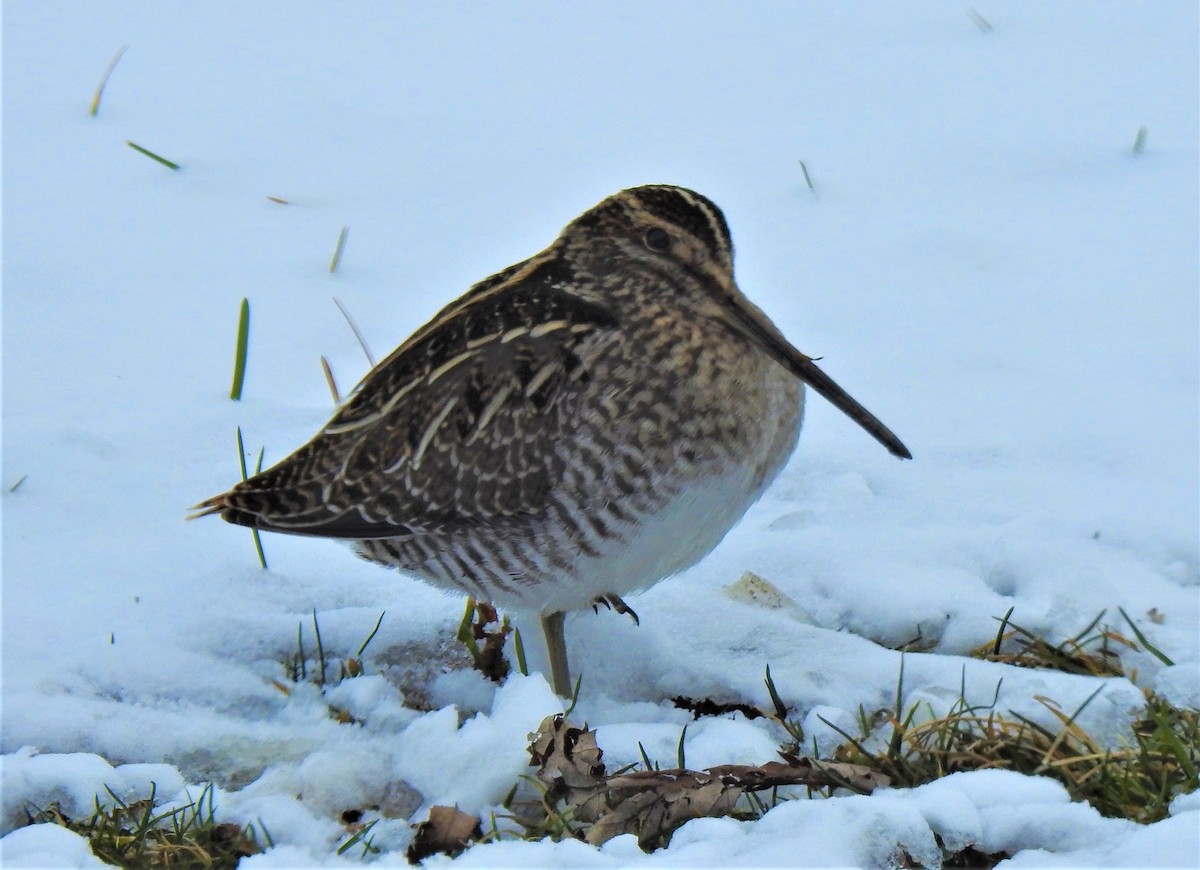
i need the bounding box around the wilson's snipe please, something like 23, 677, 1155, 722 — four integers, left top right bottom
193, 185, 910, 696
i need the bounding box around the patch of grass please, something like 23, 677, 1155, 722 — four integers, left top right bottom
127, 141, 180, 170
972, 607, 1172, 682
276, 610, 387, 723
826, 679, 1196, 826
25, 783, 263, 869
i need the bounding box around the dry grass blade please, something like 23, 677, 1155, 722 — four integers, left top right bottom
320, 355, 340, 404
332, 296, 375, 365
90, 45, 127, 115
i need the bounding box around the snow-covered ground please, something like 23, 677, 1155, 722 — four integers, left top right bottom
3, 2, 1197, 866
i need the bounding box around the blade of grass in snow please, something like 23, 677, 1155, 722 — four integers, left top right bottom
235, 426, 268, 569
126, 141, 180, 170
512, 626, 528, 676
313, 609, 327, 686
336, 819, 379, 856
967, 8, 993, 32
230, 298, 250, 400
798, 160, 816, 194
564, 673, 583, 717
333, 297, 375, 365
320, 355, 341, 404
8, 474, 28, 492
89, 45, 127, 116
266, 195, 290, 205
1117, 606, 1174, 665
1132, 126, 1148, 154
329, 225, 350, 273
356, 612, 386, 658
638, 742, 655, 771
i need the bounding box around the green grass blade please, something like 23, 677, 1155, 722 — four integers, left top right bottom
234, 427, 268, 568
564, 673, 582, 717
313, 610, 327, 686
676, 723, 688, 770
764, 664, 790, 721
991, 606, 1016, 655
513, 626, 529, 676
1117, 607, 1174, 666
356, 611, 386, 657
329, 226, 349, 273
126, 141, 180, 170
336, 819, 378, 855
230, 298, 250, 400
235, 427, 249, 480
637, 741, 654, 771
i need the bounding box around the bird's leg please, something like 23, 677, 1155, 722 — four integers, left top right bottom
540, 610, 572, 698
591, 593, 640, 626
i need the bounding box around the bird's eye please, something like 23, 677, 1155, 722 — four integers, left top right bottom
644, 227, 671, 252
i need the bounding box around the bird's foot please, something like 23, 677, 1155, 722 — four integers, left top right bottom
591, 594, 640, 625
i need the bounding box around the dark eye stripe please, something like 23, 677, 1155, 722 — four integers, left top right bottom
631, 186, 732, 262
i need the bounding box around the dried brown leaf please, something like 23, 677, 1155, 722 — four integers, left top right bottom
407, 805, 481, 862
525, 715, 889, 850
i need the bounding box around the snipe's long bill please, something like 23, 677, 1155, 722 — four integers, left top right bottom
192, 184, 910, 697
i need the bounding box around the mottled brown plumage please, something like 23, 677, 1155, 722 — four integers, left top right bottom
193, 185, 910, 696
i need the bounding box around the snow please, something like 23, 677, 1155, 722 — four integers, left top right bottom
3, 1, 1197, 866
